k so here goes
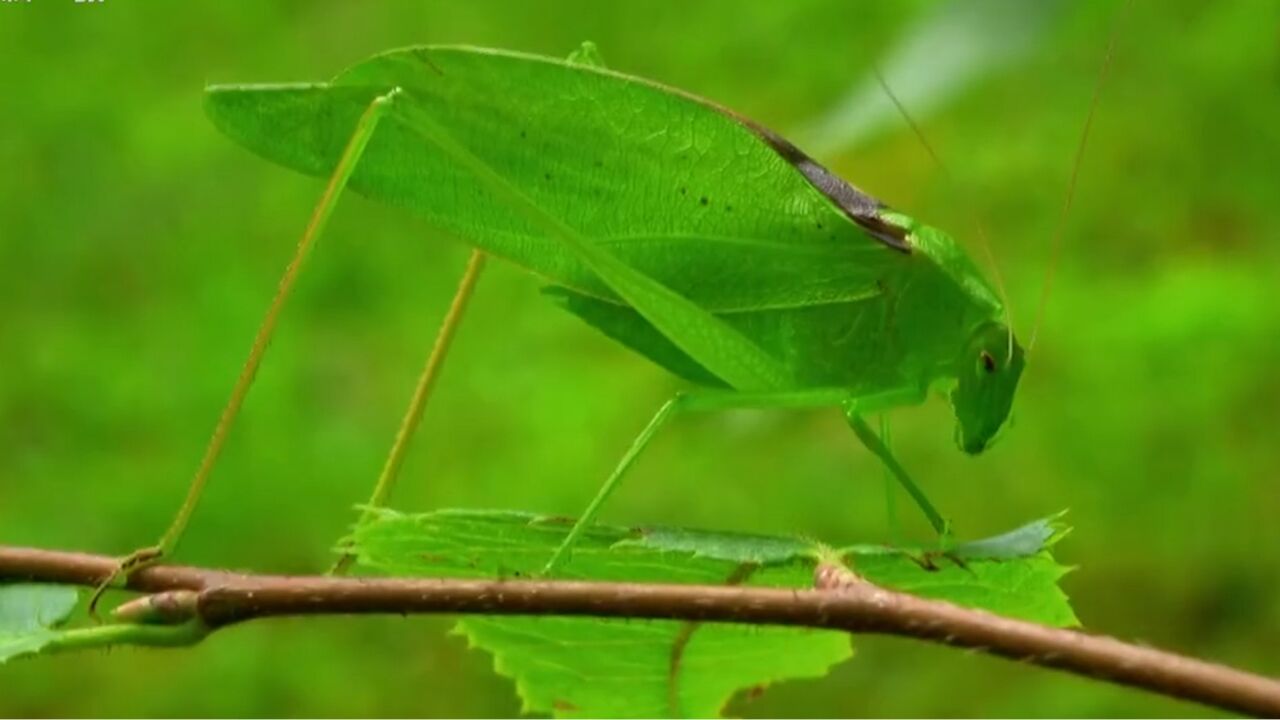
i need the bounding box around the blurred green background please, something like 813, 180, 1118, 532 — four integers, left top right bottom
2, 0, 1277, 716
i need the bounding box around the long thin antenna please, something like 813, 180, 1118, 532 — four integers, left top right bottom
1028, 1, 1130, 351
872, 66, 1015, 360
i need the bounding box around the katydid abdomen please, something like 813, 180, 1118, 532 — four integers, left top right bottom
550, 281, 974, 394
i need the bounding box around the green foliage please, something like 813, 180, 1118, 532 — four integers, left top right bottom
349, 509, 1075, 716
801, 0, 1058, 154
3, 1, 1277, 716
0, 585, 78, 664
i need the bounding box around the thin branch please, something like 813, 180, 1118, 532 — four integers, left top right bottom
2, 546, 1277, 717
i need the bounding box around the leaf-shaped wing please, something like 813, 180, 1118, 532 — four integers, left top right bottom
204, 46, 903, 314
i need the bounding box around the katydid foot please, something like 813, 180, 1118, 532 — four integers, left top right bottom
87, 545, 166, 618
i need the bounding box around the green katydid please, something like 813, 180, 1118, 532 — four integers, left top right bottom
96, 36, 1116, 596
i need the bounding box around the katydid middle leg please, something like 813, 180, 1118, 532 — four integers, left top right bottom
330, 248, 487, 575
542, 385, 930, 575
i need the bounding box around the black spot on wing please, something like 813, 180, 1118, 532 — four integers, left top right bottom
553, 62, 915, 255
410, 48, 446, 76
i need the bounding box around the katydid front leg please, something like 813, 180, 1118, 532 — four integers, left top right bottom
541, 385, 930, 575
878, 415, 903, 544
89, 88, 406, 614
845, 409, 951, 543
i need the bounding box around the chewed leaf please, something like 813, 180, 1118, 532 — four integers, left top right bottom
349, 508, 731, 582
950, 512, 1069, 560
0, 584, 79, 664
351, 509, 1077, 717
617, 525, 820, 564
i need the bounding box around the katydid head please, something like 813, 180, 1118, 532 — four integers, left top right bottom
950, 322, 1024, 455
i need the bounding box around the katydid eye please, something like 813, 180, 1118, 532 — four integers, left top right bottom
979, 351, 997, 374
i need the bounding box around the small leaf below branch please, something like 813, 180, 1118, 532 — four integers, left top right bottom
0, 584, 79, 664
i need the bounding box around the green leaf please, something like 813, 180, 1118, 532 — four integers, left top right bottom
457, 615, 849, 718
0, 584, 79, 664
350, 509, 1076, 717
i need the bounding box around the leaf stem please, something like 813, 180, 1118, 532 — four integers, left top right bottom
44, 619, 208, 655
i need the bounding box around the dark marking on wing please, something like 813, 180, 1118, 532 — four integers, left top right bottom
409, 48, 909, 252
410, 48, 446, 76
596, 62, 914, 253
745, 122, 912, 253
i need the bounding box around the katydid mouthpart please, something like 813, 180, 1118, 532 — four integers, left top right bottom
93, 30, 1117, 600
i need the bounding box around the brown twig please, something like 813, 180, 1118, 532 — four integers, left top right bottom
2, 545, 1277, 716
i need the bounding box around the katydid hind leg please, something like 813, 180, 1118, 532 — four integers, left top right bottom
89, 88, 405, 615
